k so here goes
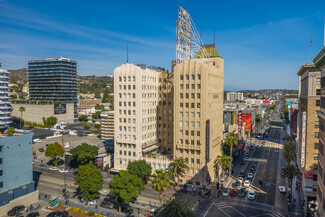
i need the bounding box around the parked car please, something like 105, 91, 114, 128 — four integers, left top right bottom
252, 165, 257, 170
27, 212, 40, 217
239, 188, 246, 198
230, 189, 237, 197
39, 148, 44, 152
223, 189, 230, 197
88, 201, 96, 206
247, 190, 256, 200
241, 160, 246, 165
247, 173, 254, 179
250, 168, 256, 174
238, 177, 244, 183
7, 205, 25, 216
245, 152, 250, 157
243, 180, 251, 187
234, 180, 240, 188
46, 212, 57, 217
100, 200, 114, 209
239, 171, 245, 178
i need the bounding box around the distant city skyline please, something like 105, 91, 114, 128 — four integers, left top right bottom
1, 0, 325, 90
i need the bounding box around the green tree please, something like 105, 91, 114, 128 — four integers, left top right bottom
83, 124, 91, 131
102, 88, 109, 103
266, 105, 270, 112
281, 164, 301, 192
45, 142, 64, 166
78, 115, 89, 122
127, 160, 152, 182
95, 104, 102, 111
108, 95, 114, 110
19, 106, 25, 129
10, 94, 17, 99
74, 164, 103, 202
283, 141, 295, 163
151, 169, 171, 203
92, 112, 101, 119
255, 114, 262, 133
157, 196, 195, 217
12, 82, 27, 99
167, 157, 189, 189
69, 143, 99, 165
94, 90, 101, 99
94, 124, 101, 130
214, 154, 233, 178
225, 131, 237, 159
43, 116, 57, 128
92, 119, 96, 124
109, 170, 145, 214
6, 127, 15, 136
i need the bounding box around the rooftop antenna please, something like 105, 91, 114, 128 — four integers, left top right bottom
213, 25, 215, 46
126, 43, 128, 63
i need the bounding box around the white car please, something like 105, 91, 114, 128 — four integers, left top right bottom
247, 173, 254, 179
243, 180, 251, 187
279, 186, 286, 193
59, 168, 68, 173
238, 177, 244, 183
247, 190, 255, 200
223, 189, 230, 197
88, 201, 96, 205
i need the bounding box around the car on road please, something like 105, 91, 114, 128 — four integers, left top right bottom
243, 180, 251, 187
241, 160, 246, 165
100, 200, 114, 209
250, 168, 256, 174
27, 212, 40, 217
39, 148, 44, 152
239, 171, 245, 178
250, 146, 255, 150
243, 157, 248, 161
223, 189, 230, 197
279, 186, 286, 193
49, 167, 59, 171
230, 189, 237, 197
234, 180, 241, 188
252, 165, 257, 170
239, 188, 246, 198
247, 173, 254, 179
247, 190, 256, 200
7, 205, 25, 216
245, 152, 250, 157
59, 168, 68, 173
238, 177, 244, 183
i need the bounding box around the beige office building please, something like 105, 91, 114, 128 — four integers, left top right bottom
226, 92, 244, 101
173, 45, 224, 186
114, 63, 159, 170
101, 111, 114, 141
297, 64, 320, 213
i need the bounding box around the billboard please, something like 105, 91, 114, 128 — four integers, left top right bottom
54, 104, 66, 115
241, 113, 252, 130
238, 111, 242, 140
263, 100, 270, 104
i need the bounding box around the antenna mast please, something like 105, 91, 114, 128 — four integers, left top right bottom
127, 43, 128, 63
176, 6, 209, 64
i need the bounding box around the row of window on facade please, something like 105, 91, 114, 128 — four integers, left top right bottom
119, 134, 136, 140
180, 84, 201, 90
180, 103, 201, 109
119, 117, 136, 124
118, 159, 167, 170
179, 139, 201, 145
180, 74, 201, 81
180, 121, 201, 127
180, 112, 200, 118
180, 130, 201, 137
180, 93, 201, 99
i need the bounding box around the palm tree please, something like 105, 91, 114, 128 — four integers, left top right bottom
19, 106, 25, 129
167, 157, 189, 189
283, 140, 295, 163
151, 169, 171, 203
281, 163, 301, 193
157, 196, 195, 217
225, 131, 237, 159
215, 154, 233, 178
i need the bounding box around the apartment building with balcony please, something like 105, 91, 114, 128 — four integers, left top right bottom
297, 64, 320, 214
173, 45, 224, 187
113, 63, 159, 170
0, 68, 11, 129
101, 111, 114, 141
28, 57, 78, 118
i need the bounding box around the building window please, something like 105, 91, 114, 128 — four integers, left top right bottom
191, 131, 194, 136
197, 131, 200, 136
197, 84, 201, 89
180, 121, 183, 127
180, 84, 183, 89
314, 153, 318, 160
191, 93, 195, 99
180, 75, 183, 80
197, 93, 200, 99
197, 159, 200, 164
186, 75, 189, 80
180, 103, 183, 108
317, 89, 321, 95
192, 74, 195, 80
317, 78, 321, 85
314, 164, 318, 170
180, 112, 183, 117
0, 181, 3, 188
191, 103, 194, 108
192, 84, 195, 89
0, 170, 3, 176
0, 146, 2, 152
180, 93, 183, 99
186, 103, 189, 108
180, 130, 183, 135
197, 103, 201, 108
197, 140, 200, 145
197, 122, 200, 127
191, 158, 194, 163
316, 121, 319, 129
186, 93, 189, 99
315, 143, 319, 149
316, 100, 320, 106
186, 84, 189, 89
315, 132, 319, 138
198, 74, 201, 80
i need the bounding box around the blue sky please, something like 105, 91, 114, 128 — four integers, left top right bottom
0, 0, 325, 90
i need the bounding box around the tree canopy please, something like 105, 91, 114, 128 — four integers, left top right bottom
6, 127, 15, 136
74, 164, 103, 202
127, 160, 152, 182
167, 157, 189, 188
83, 124, 91, 131
42, 116, 58, 128
157, 196, 195, 217
78, 115, 88, 122
151, 169, 171, 203
109, 170, 145, 213
45, 142, 64, 166
215, 154, 233, 178
70, 143, 98, 165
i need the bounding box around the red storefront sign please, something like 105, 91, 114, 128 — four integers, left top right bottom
305, 173, 313, 179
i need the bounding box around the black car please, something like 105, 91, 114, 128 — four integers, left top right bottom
7, 205, 25, 216
239, 188, 246, 198
233, 180, 240, 188
55, 211, 69, 217
46, 212, 57, 217
39, 148, 44, 152
27, 212, 40, 217
250, 168, 256, 174
100, 200, 113, 209
239, 171, 245, 177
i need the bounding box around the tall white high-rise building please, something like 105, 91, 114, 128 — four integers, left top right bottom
114, 63, 159, 170
0, 68, 12, 129
226, 92, 244, 101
